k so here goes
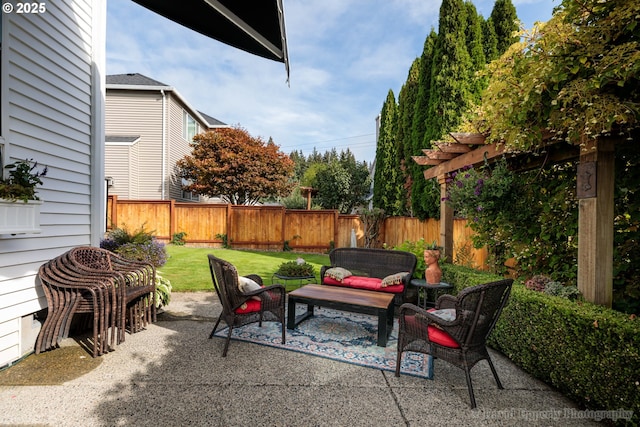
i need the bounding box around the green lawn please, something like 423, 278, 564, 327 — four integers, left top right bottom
158, 245, 330, 292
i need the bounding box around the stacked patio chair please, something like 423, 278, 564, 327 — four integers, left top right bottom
395, 278, 513, 408
35, 246, 156, 357
36, 258, 117, 357
65, 246, 156, 343
207, 254, 286, 357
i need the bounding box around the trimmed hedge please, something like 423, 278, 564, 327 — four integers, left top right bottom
441, 264, 640, 425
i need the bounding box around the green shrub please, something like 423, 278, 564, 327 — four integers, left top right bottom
101, 224, 167, 267
171, 232, 187, 245
443, 264, 640, 425
393, 238, 442, 279
543, 281, 582, 300
275, 258, 315, 277
154, 274, 172, 308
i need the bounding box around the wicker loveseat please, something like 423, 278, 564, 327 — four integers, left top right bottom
319, 248, 418, 305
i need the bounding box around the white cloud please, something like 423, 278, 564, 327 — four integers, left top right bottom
107, 0, 556, 164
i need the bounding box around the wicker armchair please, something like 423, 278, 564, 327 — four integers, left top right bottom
207, 254, 286, 357
395, 279, 513, 408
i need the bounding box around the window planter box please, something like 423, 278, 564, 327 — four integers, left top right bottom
0, 199, 42, 234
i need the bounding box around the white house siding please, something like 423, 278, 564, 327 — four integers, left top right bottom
0, 0, 106, 367
105, 90, 163, 199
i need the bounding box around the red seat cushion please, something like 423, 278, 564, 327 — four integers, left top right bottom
323, 276, 344, 286
323, 275, 404, 293
427, 325, 460, 348
404, 314, 460, 348
234, 299, 261, 314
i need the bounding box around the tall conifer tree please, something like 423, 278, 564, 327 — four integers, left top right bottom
397, 58, 421, 216
426, 0, 473, 145
372, 90, 399, 214
490, 0, 519, 55
483, 17, 499, 61
465, 2, 488, 104
410, 30, 437, 219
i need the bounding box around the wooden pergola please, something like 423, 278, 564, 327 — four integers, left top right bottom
414, 132, 618, 307
299, 186, 318, 210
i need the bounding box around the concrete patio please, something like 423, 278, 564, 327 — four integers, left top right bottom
0, 292, 605, 426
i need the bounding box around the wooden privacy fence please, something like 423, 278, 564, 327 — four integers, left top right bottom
107, 196, 487, 268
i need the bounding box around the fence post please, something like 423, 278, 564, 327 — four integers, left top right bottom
169, 199, 176, 241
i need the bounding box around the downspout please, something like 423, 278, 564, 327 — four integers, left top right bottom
160, 89, 167, 199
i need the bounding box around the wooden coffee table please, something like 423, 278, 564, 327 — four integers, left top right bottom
287, 284, 395, 347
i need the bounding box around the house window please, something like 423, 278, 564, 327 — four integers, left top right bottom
183, 111, 199, 142
181, 178, 199, 202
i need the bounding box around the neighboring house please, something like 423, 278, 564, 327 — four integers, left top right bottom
0, 1, 107, 368
0, 0, 288, 369
105, 73, 228, 202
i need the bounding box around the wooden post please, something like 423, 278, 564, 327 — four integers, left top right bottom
438, 174, 453, 263
169, 199, 176, 239
110, 195, 118, 228
577, 137, 615, 307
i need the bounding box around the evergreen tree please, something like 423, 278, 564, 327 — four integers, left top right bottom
490, 0, 519, 55
313, 161, 351, 212
465, 1, 488, 103
483, 17, 499, 61
397, 58, 421, 216
372, 90, 399, 214
411, 30, 438, 219
308, 147, 323, 164
289, 150, 307, 181
339, 150, 371, 213
426, 0, 473, 145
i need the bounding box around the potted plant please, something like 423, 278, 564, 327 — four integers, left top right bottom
275, 257, 315, 278
0, 159, 47, 234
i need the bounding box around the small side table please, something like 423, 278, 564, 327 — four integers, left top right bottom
272, 273, 316, 291
410, 279, 453, 309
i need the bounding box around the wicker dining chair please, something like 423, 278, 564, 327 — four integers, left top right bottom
37, 259, 115, 357
207, 254, 286, 357
395, 278, 513, 408
66, 246, 156, 343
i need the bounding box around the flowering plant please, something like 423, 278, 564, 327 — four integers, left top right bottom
444, 157, 514, 222
100, 224, 167, 267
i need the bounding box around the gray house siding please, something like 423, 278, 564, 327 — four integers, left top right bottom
105, 82, 224, 202
105, 90, 163, 199
0, 0, 106, 367
167, 98, 201, 201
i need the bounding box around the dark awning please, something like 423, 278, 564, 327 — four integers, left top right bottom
132, 0, 289, 79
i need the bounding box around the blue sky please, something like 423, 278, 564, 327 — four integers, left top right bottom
106, 0, 559, 164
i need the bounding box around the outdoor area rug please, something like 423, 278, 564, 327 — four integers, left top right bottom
213, 307, 433, 379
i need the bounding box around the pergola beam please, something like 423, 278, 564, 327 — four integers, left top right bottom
412, 156, 443, 166
450, 132, 486, 145
422, 149, 458, 160
423, 142, 506, 180
436, 142, 472, 153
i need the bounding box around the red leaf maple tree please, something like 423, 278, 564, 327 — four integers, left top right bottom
177, 126, 294, 205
